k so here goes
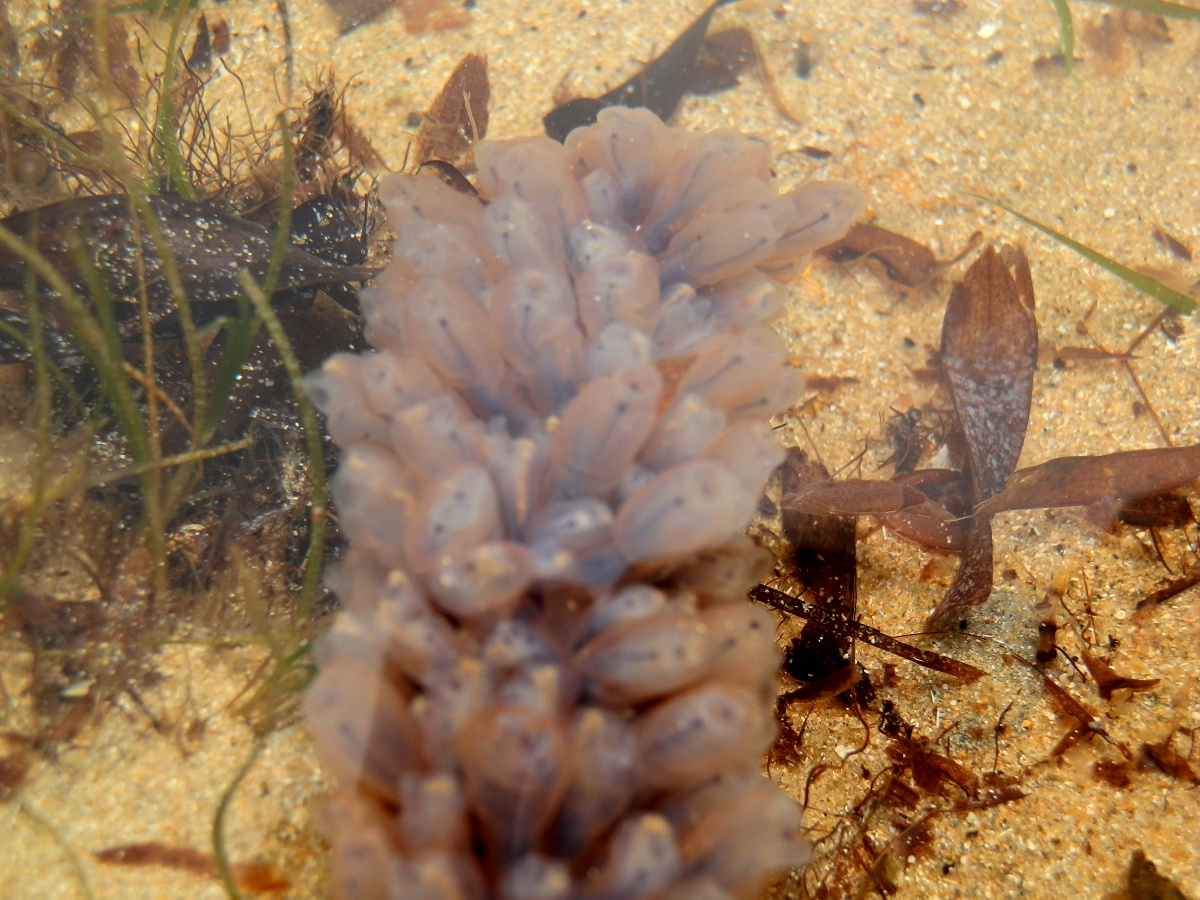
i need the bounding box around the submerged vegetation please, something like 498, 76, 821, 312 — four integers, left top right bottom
0, 2, 381, 890
0, 0, 1197, 898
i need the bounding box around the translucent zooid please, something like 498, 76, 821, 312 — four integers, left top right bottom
304, 107, 865, 900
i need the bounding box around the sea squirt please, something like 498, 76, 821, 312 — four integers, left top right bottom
304, 107, 864, 899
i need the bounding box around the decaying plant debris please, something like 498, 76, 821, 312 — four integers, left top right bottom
774, 242, 1200, 626
541, 0, 801, 140
412, 52, 489, 171
818, 223, 982, 290
0, 2, 387, 804
755, 230, 1198, 894
543, 0, 733, 140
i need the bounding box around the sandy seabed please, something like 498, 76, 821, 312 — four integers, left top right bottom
1, 1, 1198, 898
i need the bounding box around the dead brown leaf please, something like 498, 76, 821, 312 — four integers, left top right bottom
1079, 649, 1160, 701
415, 54, 490, 172
1143, 735, 1200, 786
941, 245, 1038, 501
1152, 227, 1193, 262
933, 245, 1038, 620
879, 469, 971, 554
818, 224, 981, 289
781, 479, 927, 518
976, 445, 1200, 516
1126, 849, 1191, 900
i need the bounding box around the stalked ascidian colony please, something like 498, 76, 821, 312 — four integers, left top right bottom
303, 108, 864, 900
